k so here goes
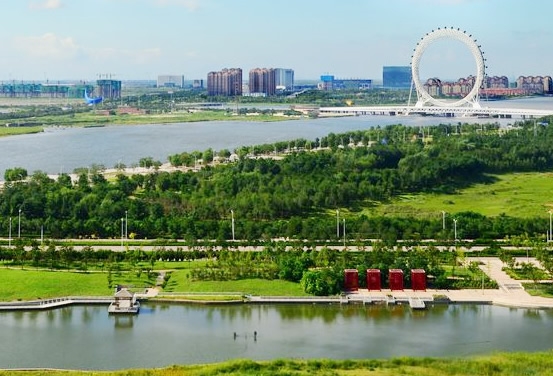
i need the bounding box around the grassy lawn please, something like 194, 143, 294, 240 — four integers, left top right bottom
368, 172, 553, 218
0, 262, 308, 300
0, 268, 112, 301
0, 267, 160, 301
164, 271, 308, 296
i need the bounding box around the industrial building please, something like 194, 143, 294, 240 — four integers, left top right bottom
157, 75, 185, 88
0, 82, 94, 98
192, 79, 204, 89
96, 79, 122, 100
319, 75, 372, 91
383, 66, 412, 89
274, 68, 294, 91
207, 68, 242, 96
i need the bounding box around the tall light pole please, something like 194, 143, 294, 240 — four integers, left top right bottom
120, 218, 124, 248
8, 217, 12, 248
125, 210, 128, 240
18, 208, 21, 238
343, 218, 346, 248
336, 209, 340, 238
453, 218, 458, 243
230, 209, 235, 241
441, 210, 446, 230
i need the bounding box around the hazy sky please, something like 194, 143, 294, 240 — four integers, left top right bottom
1, 0, 551, 81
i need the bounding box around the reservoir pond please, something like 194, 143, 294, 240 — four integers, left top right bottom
1, 303, 552, 370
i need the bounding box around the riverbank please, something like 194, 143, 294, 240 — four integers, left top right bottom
0, 108, 306, 138
3, 351, 553, 375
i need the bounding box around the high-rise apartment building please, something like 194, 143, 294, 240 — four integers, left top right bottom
249, 68, 276, 96
383, 66, 412, 89
274, 68, 294, 91
207, 68, 243, 96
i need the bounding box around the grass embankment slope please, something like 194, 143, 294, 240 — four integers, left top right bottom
0, 126, 44, 137
2, 352, 553, 375
371, 172, 553, 218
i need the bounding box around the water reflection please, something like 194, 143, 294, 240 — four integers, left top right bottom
113, 315, 134, 329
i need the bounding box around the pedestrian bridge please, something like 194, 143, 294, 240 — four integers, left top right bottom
319, 105, 553, 119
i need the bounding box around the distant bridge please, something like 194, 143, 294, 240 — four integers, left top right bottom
318, 105, 553, 119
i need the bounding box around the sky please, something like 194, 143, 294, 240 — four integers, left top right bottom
0, 0, 551, 82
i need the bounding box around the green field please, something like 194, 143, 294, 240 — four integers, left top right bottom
370, 172, 553, 218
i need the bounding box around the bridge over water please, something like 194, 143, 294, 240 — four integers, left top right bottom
319, 105, 553, 119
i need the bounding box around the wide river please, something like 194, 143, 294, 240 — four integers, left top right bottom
0, 303, 552, 370
1, 97, 551, 179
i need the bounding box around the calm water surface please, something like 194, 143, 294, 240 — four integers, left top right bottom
0, 303, 552, 370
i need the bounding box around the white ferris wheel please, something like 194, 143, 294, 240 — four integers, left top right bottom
410, 27, 486, 108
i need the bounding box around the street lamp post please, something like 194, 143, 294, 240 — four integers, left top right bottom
8, 217, 12, 248
230, 210, 235, 241
125, 210, 128, 240
18, 208, 21, 238
453, 218, 458, 243
120, 218, 124, 248
441, 210, 446, 230
336, 209, 340, 238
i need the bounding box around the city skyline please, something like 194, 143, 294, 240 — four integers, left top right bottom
0, 0, 551, 81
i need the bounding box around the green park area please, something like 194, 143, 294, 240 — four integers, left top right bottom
373, 172, 553, 219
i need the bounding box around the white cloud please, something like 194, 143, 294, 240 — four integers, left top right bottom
28, 0, 63, 10
13, 33, 79, 59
